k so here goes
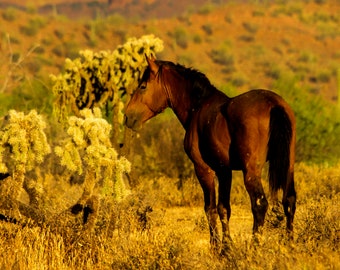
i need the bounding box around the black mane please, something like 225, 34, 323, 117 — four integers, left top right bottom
147, 60, 219, 108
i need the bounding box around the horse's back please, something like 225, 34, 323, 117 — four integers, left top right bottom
225, 89, 293, 124
224, 89, 294, 170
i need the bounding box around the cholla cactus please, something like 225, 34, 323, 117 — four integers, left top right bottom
55, 108, 131, 228
50, 35, 163, 149
50, 34, 164, 119
0, 110, 50, 217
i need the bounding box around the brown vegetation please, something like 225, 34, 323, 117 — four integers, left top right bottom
0, 163, 339, 269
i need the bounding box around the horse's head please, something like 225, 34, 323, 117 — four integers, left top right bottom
125, 56, 169, 131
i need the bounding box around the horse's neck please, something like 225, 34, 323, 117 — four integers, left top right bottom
170, 85, 229, 128
169, 91, 191, 128
164, 68, 224, 128
162, 71, 191, 128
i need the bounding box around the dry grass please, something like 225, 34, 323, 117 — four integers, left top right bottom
0, 163, 339, 269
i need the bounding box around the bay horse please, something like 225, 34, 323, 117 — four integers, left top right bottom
125, 56, 296, 251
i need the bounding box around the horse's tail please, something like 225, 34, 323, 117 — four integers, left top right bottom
267, 106, 294, 194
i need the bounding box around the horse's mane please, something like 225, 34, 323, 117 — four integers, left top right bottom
155, 60, 218, 108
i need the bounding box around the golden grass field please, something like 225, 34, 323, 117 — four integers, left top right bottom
0, 163, 339, 269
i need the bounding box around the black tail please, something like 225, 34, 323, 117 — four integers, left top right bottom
267, 106, 293, 193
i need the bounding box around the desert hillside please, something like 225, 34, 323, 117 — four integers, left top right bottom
0, 0, 339, 102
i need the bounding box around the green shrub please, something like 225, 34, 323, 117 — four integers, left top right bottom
197, 3, 215, 15
0, 79, 54, 116
129, 114, 193, 182
2, 7, 17, 21
51, 45, 64, 57
238, 35, 255, 42
242, 22, 258, 34
298, 51, 317, 63
209, 47, 234, 67
316, 22, 340, 40
317, 70, 331, 83
192, 34, 202, 44
54, 29, 64, 40
107, 13, 126, 25
252, 10, 265, 17
177, 54, 193, 66
19, 17, 47, 37
201, 24, 213, 35
173, 28, 189, 49
273, 74, 340, 163
230, 73, 248, 87
265, 65, 282, 80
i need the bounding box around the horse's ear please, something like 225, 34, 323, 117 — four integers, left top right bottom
145, 54, 159, 75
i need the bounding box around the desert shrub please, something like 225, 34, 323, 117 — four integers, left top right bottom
298, 50, 317, 63
129, 113, 193, 182
54, 108, 131, 200
173, 28, 189, 49
0, 79, 54, 117
54, 29, 64, 39
238, 35, 255, 42
19, 17, 47, 37
252, 10, 265, 17
296, 194, 339, 252
25, 60, 42, 73
192, 34, 202, 44
265, 65, 282, 80
63, 41, 80, 59
50, 35, 163, 121
230, 73, 248, 87
201, 24, 213, 35
0, 162, 339, 270
0, 110, 51, 217
242, 22, 258, 34
273, 74, 340, 163
271, 3, 303, 17
2, 7, 17, 21
224, 14, 232, 24
316, 70, 331, 83
197, 3, 215, 15
133, 176, 202, 208
316, 21, 340, 40
209, 47, 234, 67
33, 46, 45, 55
295, 163, 340, 203
11, 52, 21, 63
314, 0, 327, 4
107, 13, 126, 25
177, 54, 193, 66
51, 45, 64, 57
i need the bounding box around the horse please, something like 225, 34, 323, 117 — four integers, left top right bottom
125, 56, 296, 252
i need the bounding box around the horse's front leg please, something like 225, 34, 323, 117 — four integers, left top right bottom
194, 164, 220, 251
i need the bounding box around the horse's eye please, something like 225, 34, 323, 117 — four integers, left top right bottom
140, 83, 147, 90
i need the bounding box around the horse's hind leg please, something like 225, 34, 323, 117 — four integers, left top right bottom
283, 170, 296, 232
216, 169, 232, 246
194, 164, 220, 251
243, 167, 268, 233
216, 168, 237, 261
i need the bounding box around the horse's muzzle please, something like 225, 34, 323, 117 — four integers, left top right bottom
124, 114, 142, 131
